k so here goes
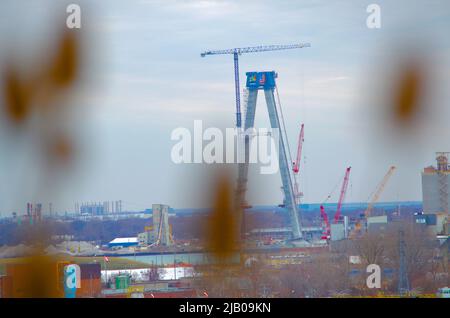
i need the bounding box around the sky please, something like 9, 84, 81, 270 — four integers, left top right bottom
1, 0, 450, 215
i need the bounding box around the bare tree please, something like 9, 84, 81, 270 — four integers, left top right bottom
354, 231, 385, 266
384, 221, 435, 292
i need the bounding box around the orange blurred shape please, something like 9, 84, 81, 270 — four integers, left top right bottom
392, 61, 423, 124
49, 135, 74, 165
3, 65, 32, 124
47, 30, 79, 89
5, 256, 68, 298
206, 175, 240, 263
2, 28, 80, 125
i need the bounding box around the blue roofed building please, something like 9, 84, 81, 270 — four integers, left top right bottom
108, 237, 138, 248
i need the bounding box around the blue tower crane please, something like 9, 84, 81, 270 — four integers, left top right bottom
200, 44, 310, 128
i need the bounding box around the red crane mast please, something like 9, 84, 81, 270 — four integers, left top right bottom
334, 167, 351, 224
293, 124, 304, 174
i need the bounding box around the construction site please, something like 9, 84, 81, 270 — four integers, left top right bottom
2, 40, 450, 298
1, 1, 450, 300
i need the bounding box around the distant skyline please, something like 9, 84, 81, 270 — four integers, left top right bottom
1, 0, 450, 215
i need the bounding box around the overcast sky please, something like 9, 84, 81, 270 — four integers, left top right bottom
1, 0, 450, 214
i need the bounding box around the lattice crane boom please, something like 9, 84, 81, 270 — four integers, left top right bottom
334, 167, 351, 224
364, 166, 396, 218
201, 43, 311, 57
320, 205, 330, 239
293, 124, 305, 174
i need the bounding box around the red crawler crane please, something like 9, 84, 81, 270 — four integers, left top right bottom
319, 166, 351, 240
293, 124, 304, 174
320, 205, 330, 240
292, 124, 304, 203
334, 166, 351, 224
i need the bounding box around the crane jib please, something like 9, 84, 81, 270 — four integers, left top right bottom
200, 43, 311, 56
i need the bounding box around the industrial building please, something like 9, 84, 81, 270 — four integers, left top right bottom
151, 204, 173, 246
14, 203, 44, 225
138, 231, 155, 246
137, 204, 174, 246
330, 223, 345, 241
421, 153, 450, 235
422, 153, 450, 215
77, 201, 123, 215
108, 237, 139, 248
80, 203, 106, 216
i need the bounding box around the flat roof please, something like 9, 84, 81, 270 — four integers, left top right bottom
109, 237, 138, 244
249, 227, 322, 234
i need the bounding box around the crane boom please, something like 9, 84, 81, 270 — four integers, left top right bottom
350, 166, 396, 239
320, 205, 330, 239
364, 166, 396, 218
200, 43, 311, 128
201, 43, 311, 57
293, 124, 305, 174
334, 167, 351, 224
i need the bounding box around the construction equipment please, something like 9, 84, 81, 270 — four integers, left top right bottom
334, 167, 352, 224
292, 124, 305, 204
320, 205, 330, 240
364, 166, 396, 218
351, 166, 396, 237
152, 213, 165, 246
292, 124, 304, 174
200, 43, 310, 128
152, 211, 174, 247
436, 152, 449, 215
319, 167, 351, 239
236, 71, 303, 240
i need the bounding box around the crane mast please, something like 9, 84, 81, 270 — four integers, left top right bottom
292, 124, 305, 204
349, 166, 396, 238
334, 167, 351, 224
293, 124, 304, 174
320, 205, 330, 240
319, 167, 351, 240
200, 43, 310, 128
364, 166, 397, 218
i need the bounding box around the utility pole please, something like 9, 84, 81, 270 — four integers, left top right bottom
398, 229, 410, 296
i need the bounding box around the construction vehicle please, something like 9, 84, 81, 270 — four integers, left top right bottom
320, 167, 351, 240
350, 166, 396, 238
292, 124, 305, 204
334, 167, 351, 223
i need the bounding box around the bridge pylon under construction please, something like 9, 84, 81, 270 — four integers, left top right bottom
236, 71, 303, 240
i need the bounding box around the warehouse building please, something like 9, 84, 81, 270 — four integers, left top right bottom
108, 237, 139, 249
421, 153, 450, 235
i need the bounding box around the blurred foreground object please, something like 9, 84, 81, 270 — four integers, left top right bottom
392, 58, 424, 126
206, 174, 241, 264
2, 30, 80, 127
